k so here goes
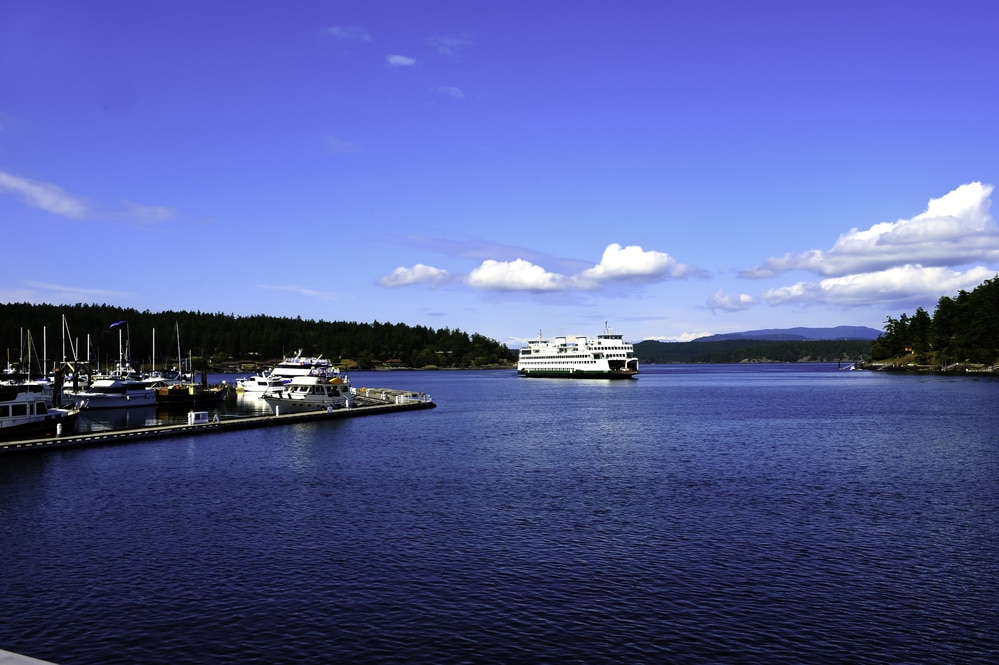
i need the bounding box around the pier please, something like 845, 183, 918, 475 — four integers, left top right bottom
1, 388, 434, 455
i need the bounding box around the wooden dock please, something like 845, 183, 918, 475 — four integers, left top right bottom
0, 388, 435, 455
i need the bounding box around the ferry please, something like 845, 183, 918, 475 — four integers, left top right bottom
517, 325, 639, 379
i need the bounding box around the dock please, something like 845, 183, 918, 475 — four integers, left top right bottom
1, 388, 434, 455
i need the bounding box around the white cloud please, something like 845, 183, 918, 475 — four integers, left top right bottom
466, 259, 567, 291
434, 86, 465, 99
743, 182, 998, 279
120, 200, 175, 225
708, 290, 756, 312
20, 280, 132, 301
761, 264, 996, 307
429, 36, 472, 55
256, 284, 340, 301
324, 26, 372, 42
0, 170, 181, 226
386, 54, 416, 67
324, 135, 361, 154
0, 170, 90, 219
383, 242, 704, 293
379, 264, 450, 287
575, 243, 705, 287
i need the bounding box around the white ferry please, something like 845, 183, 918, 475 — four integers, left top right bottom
517, 325, 639, 379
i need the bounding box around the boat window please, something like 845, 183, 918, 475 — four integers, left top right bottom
12, 404, 27, 417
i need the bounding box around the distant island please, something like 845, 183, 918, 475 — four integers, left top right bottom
634, 328, 874, 365
694, 325, 881, 342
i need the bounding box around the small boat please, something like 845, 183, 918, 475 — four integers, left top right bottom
259, 373, 355, 414
154, 381, 231, 408
0, 382, 81, 440
235, 370, 285, 394
517, 323, 640, 379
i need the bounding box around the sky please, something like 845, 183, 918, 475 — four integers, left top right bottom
2, 1, 997, 347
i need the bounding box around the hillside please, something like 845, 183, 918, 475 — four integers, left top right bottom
696, 326, 880, 342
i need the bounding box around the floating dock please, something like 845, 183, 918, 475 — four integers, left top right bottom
0, 388, 434, 455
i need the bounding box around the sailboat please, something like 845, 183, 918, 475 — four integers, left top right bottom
63, 322, 156, 409
150, 323, 230, 408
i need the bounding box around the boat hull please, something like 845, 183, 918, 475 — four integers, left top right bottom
517, 369, 638, 379
0, 411, 79, 441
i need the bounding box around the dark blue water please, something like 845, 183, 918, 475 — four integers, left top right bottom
2, 365, 997, 664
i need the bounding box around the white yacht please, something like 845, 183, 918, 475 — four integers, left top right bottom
64, 364, 156, 409
236, 350, 335, 393
235, 370, 285, 394
517, 325, 639, 379
260, 373, 355, 414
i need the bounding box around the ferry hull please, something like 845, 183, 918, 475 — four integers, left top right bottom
517, 369, 638, 379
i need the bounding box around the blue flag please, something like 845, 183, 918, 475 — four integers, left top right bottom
109, 320, 127, 329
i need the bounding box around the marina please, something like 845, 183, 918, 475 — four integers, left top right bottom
0, 387, 434, 455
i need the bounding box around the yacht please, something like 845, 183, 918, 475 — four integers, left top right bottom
260, 373, 355, 414
237, 350, 335, 393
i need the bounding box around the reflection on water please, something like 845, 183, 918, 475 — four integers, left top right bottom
72, 386, 274, 434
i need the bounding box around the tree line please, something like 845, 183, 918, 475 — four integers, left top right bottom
871, 275, 999, 365
0, 303, 516, 371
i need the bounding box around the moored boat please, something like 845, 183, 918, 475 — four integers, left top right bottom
0, 382, 81, 440
153, 382, 231, 408
517, 324, 639, 379
259, 373, 355, 413
64, 370, 157, 408
235, 370, 285, 394
237, 350, 336, 393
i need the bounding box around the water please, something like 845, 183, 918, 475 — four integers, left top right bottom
1, 365, 997, 664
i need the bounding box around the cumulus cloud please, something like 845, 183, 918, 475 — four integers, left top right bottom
379, 264, 450, 287
742, 182, 998, 279
386, 54, 416, 67
0, 170, 90, 219
380, 242, 705, 293
575, 243, 706, 287
708, 290, 756, 312
324, 26, 372, 42
467, 259, 567, 291
734, 182, 999, 312
761, 265, 995, 308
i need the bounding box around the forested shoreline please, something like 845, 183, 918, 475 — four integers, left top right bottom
0, 303, 515, 371
868, 275, 999, 369
5, 275, 997, 373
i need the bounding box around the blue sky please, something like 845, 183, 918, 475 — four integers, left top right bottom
2, 1, 997, 347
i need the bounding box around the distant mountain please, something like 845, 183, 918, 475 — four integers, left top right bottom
697, 326, 881, 342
